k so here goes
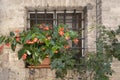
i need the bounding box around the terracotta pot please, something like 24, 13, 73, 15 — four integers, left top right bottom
27, 57, 50, 68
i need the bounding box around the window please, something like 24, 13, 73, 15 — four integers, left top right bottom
27, 9, 87, 57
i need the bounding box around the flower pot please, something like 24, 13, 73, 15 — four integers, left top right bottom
27, 57, 50, 68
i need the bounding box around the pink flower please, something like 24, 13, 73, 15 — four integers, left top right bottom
43, 27, 49, 30
59, 31, 64, 36
26, 40, 34, 44
5, 43, 10, 47
64, 45, 70, 49
59, 27, 64, 31
16, 37, 20, 42
73, 38, 79, 44
22, 53, 27, 60
33, 38, 38, 42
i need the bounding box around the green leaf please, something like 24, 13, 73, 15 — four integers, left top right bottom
5, 37, 11, 43
52, 45, 60, 52
18, 48, 25, 59
38, 57, 42, 63
0, 36, 5, 44
35, 52, 38, 57
49, 50, 54, 58
45, 40, 50, 47
50, 40, 55, 45
24, 32, 32, 43
69, 30, 77, 38
11, 40, 17, 51
10, 32, 15, 37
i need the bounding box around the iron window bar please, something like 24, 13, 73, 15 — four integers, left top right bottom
63, 10, 66, 24
44, 9, 47, 23
35, 10, 38, 25
73, 9, 77, 29
54, 10, 57, 25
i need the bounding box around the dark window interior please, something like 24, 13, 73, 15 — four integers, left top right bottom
30, 13, 53, 27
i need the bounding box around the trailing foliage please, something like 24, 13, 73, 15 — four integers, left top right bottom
85, 26, 120, 80
1, 25, 120, 80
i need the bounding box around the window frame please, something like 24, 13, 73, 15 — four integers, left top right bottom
27, 9, 87, 57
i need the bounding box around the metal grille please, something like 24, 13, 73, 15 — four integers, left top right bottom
27, 9, 87, 57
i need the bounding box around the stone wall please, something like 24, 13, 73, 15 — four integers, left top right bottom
102, 0, 120, 80
0, 0, 96, 80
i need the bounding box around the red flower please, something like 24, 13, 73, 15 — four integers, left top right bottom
22, 53, 27, 60
64, 45, 70, 49
33, 38, 38, 42
26, 40, 30, 43
16, 37, 20, 42
59, 27, 64, 31
59, 31, 64, 36
5, 43, 10, 47
26, 40, 34, 44
73, 38, 79, 44
43, 27, 49, 30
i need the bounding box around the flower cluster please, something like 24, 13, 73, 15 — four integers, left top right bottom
0, 24, 79, 66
